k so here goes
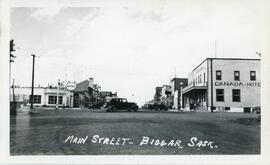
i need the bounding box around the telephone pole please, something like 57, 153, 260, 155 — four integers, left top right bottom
10, 39, 16, 115
30, 54, 36, 109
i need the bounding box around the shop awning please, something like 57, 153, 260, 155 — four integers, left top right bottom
183, 86, 207, 94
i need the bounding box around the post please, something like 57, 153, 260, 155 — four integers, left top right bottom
30, 54, 36, 109
12, 79, 16, 102
56, 79, 60, 109
10, 39, 17, 115
210, 59, 213, 112
10, 79, 17, 115
180, 82, 183, 111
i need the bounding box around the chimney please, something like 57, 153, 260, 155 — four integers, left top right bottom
89, 78, 94, 88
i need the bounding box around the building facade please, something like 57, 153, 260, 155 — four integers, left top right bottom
170, 78, 188, 110
154, 87, 162, 104
99, 91, 118, 102
72, 79, 92, 108
160, 85, 172, 107
183, 58, 261, 112
11, 86, 74, 108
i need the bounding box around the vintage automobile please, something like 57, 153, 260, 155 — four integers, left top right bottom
252, 106, 261, 114
88, 102, 105, 109
148, 103, 168, 111
105, 98, 139, 112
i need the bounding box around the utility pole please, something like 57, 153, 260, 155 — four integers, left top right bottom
10, 39, 16, 63
10, 39, 16, 115
12, 79, 16, 102
30, 54, 36, 109
56, 79, 60, 110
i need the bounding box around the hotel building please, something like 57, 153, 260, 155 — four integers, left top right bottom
182, 58, 260, 112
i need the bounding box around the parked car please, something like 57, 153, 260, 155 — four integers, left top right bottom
148, 103, 168, 111
88, 102, 105, 109
105, 98, 139, 112
252, 106, 261, 114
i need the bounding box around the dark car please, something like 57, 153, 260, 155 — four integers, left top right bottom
252, 106, 261, 114
88, 102, 105, 109
149, 103, 168, 111
105, 98, 139, 112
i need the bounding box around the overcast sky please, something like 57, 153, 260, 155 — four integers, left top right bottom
10, 1, 262, 105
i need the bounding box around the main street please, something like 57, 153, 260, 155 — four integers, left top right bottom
10, 109, 260, 155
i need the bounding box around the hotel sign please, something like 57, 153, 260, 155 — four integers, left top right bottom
215, 81, 260, 87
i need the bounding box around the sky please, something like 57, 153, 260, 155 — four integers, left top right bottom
10, 1, 263, 106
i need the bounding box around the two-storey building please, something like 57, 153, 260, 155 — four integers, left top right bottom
183, 58, 261, 112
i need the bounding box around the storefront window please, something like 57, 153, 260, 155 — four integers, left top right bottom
234, 71, 240, 81
232, 89, 241, 102
216, 89, 224, 102
216, 70, 222, 80
48, 96, 63, 104
29, 95, 41, 104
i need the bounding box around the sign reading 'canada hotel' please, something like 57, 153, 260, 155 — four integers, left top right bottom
215, 81, 261, 87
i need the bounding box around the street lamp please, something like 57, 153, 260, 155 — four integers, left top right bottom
180, 82, 183, 111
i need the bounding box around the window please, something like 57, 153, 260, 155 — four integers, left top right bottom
59, 96, 63, 104
29, 95, 41, 104
234, 71, 240, 81
250, 71, 256, 81
203, 73, 205, 83
216, 89, 224, 102
216, 70, 222, 80
232, 89, 241, 102
48, 96, 63, 104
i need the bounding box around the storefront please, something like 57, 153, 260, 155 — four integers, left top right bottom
11, 86, 74, 108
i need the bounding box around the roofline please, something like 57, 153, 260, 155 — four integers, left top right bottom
192, 57, 261, 72
192, 58, 208, 72
208, 57, 261, 61
13, 86, 46, 89
171, 77, 188, 82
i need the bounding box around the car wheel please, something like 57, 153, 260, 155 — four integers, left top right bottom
111, 106, 117, 112
133, 106, 138, 112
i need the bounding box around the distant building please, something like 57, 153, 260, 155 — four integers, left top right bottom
183, 58, 261, 112
73, 78, 103, 108
170, 78, 188, 110
99, 91, 117, 102
160, 85, 172, 108
10, 86, 73, 108
91, 84, 102, 103
153, 86, 162, 104
72, 78, 92, 108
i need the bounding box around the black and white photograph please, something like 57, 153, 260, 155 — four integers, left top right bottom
1, 0, 270, 164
